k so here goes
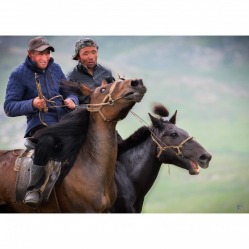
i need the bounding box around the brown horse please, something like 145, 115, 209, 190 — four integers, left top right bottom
0, 79, 147, 213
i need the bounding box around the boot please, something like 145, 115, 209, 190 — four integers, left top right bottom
23, 164, 46, 207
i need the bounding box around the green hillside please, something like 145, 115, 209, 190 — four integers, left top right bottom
0, 36, 249, 213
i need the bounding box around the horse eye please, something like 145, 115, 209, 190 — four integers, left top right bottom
100, 88, 106, 93
170, 132, 178, 137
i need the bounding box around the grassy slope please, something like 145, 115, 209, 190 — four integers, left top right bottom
0, 36, 248, 212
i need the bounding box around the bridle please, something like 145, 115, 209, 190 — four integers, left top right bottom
130, 110, 193, 159
151, 134, 193, 158
38, 81, 123, 125
82, 81, 123, 122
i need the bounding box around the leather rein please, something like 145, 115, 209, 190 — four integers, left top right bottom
37, 81, 122, 125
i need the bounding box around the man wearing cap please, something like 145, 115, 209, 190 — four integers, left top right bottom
67, 38, 115, 103
4, 36, 79, 206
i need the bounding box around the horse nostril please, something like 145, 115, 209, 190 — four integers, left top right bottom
199, 153, 212, 162
131, 79, 144, 87
131, 80, 139, 87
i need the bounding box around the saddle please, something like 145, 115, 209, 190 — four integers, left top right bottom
14, 149, 62, 204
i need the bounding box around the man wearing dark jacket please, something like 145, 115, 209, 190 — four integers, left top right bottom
67, 38, 115, 103
67, 38, 124, 145
4, 36, 79, 206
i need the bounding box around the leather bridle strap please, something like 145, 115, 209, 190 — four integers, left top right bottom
130, 110, 194, 158
86, 81, 123, 121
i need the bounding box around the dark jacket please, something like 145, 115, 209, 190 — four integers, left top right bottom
66, 62, 115, 103
4, 56, 79, 137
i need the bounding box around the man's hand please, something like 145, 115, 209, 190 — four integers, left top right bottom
64, 98, 76, 109
33, 97, 47, 111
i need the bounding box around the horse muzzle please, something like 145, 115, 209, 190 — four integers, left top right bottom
122, 91, 146, 102
122, 79, 147, 102
188, 152, 212, 175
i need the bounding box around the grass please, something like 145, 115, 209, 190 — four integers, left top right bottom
142, 153, 249, 213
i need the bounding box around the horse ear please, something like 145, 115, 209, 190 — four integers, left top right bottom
101, 79, 108, 86
78, 84, 93, 96
148, 113, 164, 130
169, 110, 177, 124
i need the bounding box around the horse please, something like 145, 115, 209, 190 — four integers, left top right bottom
0, 78, 147, 213
110, 103, 212, 213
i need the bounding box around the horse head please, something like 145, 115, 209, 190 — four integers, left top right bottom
78, 79, 147, 122
149, 103, 212, 175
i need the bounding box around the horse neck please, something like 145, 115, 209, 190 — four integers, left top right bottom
78, 114, 118, 174
118, 135, 162, 196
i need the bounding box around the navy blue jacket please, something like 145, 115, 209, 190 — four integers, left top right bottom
4, 56, 79, 137
67, 62, 115, 103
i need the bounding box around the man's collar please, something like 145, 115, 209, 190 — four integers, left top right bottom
26, 56, 53, 73
78, 62, 98, 75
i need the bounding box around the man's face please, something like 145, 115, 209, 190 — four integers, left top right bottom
78, 46, 98, 69
28, 49, 51, 70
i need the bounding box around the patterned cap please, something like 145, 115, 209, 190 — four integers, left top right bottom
72, 38, 99, 60
28, 36, 55, 52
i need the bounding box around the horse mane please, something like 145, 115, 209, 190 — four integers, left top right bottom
118, 126, 151, 153
61, 79, 82, 95
118, 103, 168, 153
152, 103, 169, 117
35, 109, 90, 169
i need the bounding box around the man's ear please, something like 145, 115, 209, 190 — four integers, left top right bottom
75, 55, 80, 61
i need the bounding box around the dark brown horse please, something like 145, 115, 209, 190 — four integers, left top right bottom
110, 103, 212, 213
0, 79, 147, 213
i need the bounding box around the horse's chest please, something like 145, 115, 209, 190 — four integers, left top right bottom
61, 170, 116, 212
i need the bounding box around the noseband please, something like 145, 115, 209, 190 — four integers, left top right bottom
86, 81, 123, 121
151, 134, 193, 158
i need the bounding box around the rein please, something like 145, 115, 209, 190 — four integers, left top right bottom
38, 95, 65, 126
130, 111, 193, 158
37, 81, 122, 125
